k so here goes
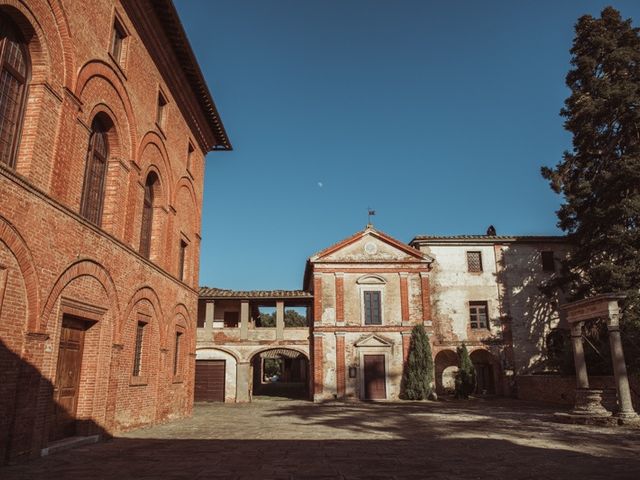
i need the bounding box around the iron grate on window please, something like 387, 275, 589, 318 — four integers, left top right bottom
467, 251, 483, 272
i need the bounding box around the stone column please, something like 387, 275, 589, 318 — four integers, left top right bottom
607, 309, 638, 418
276, 301, 284, 340
236, 361, 251, 403
240, 300, 249, 340
570, 321, 589, 389
205, 300, 215, 332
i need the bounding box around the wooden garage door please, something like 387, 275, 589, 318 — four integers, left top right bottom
195, 360, 225, 402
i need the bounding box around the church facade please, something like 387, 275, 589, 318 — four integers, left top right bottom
196, 226, 569, 402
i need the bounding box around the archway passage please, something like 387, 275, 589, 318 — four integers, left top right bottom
470, 349, 498, 395
434, 350, 458, 395
252, 349, 309, 399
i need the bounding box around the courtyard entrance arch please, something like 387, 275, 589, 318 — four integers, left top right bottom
251, 348, 309, 399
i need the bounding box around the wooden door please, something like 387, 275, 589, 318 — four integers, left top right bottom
474, 363, 495, 394
363, 355, 386, 400
50, 317, 86, 441
194, 360, 226, 402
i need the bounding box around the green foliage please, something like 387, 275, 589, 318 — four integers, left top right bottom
284, 309, 308, 327
263, 358, 281, 378
455, 344, 476, 399
258, 309, 308, 327
402, 324, 435, 400
541, 6, 640, 372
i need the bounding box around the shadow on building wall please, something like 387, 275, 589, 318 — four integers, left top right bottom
0, 339, 107, 466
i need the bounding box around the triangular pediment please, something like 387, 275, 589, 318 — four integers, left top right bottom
354, 333, 393, 348
310, 227, 433, 264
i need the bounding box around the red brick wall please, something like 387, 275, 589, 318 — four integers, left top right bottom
336, 334, 345, 398
0, 0, 214, 464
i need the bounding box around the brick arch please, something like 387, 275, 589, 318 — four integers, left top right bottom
75, 60, 137, 154
118, 286, 165, 345
0, 215, 39, 332
0, 0, 56, 85
137, 131, 174, 206
174, 176, 200, 231
166, 303, 192, 348
45, 0, 75, 88
86, 103, 127, 162
40, 259, 120, 332
196, 346, 240, 362
248, 346, 310, 363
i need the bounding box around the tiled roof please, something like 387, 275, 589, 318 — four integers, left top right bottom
410, 235, 568, 244
199, 287, 312, 299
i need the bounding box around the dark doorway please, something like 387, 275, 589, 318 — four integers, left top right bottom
363, 354, 386, 400
49, 316, 87, 442
195, 360, 226, 402
474, 363, 495, 394
252, 349, 309, 399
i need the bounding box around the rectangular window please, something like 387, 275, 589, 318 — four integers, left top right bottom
469, 301, 488, 329
132, 321, 145, 376
156, 92, 167, 127
110, 18, 127, 64
363, 290, 382, 325
178, 240, 187, 281
467, 251, 483, 272
173, 331, 182, 376
541, 251, 555, 272
223, 311, 239, 328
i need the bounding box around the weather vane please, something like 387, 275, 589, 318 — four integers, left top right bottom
367, 207, 376, 226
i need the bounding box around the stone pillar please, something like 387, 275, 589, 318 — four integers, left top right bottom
205, 300, 214, 332
335, 333, 346, 398
276, 301, 284, 340
240, 300, 249, 340
570, 321, 589, 389
607, 309, 638, 418
236, 361, 251, 403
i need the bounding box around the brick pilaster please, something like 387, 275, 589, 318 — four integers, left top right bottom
313, 273, 323, 324
335, 273, 344, 323
336, 333, 345, 398
402, 332, 412, 366
399, 272, 409, 322
420, 272, 431, 321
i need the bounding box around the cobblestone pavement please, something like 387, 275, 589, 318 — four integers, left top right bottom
2, 398, 640, 479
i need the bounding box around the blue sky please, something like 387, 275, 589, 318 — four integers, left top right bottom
174, 0, 640, 291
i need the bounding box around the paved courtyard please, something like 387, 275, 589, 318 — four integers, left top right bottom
2, 398, 639, 479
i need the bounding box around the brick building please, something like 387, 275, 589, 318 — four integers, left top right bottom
0, 0, 229, 463
197, 226, 569, 402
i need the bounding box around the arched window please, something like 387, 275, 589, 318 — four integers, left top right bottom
80, 117, 109, 225
0, 14, 30, 167
139, 172, 157, 258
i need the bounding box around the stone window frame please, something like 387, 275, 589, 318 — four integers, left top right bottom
357, 275, 387, 326
469, 300, 490, 330
466, 251, 483, 273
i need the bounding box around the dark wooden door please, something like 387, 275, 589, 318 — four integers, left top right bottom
363, 355, 386, 400
474, 363, 495, 394
50, 317, 86, 442
195, 360, 225, 402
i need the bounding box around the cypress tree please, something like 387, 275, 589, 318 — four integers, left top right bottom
402, 324, 434, 400
541, 6, 640, 372
455, 343, 476, 399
